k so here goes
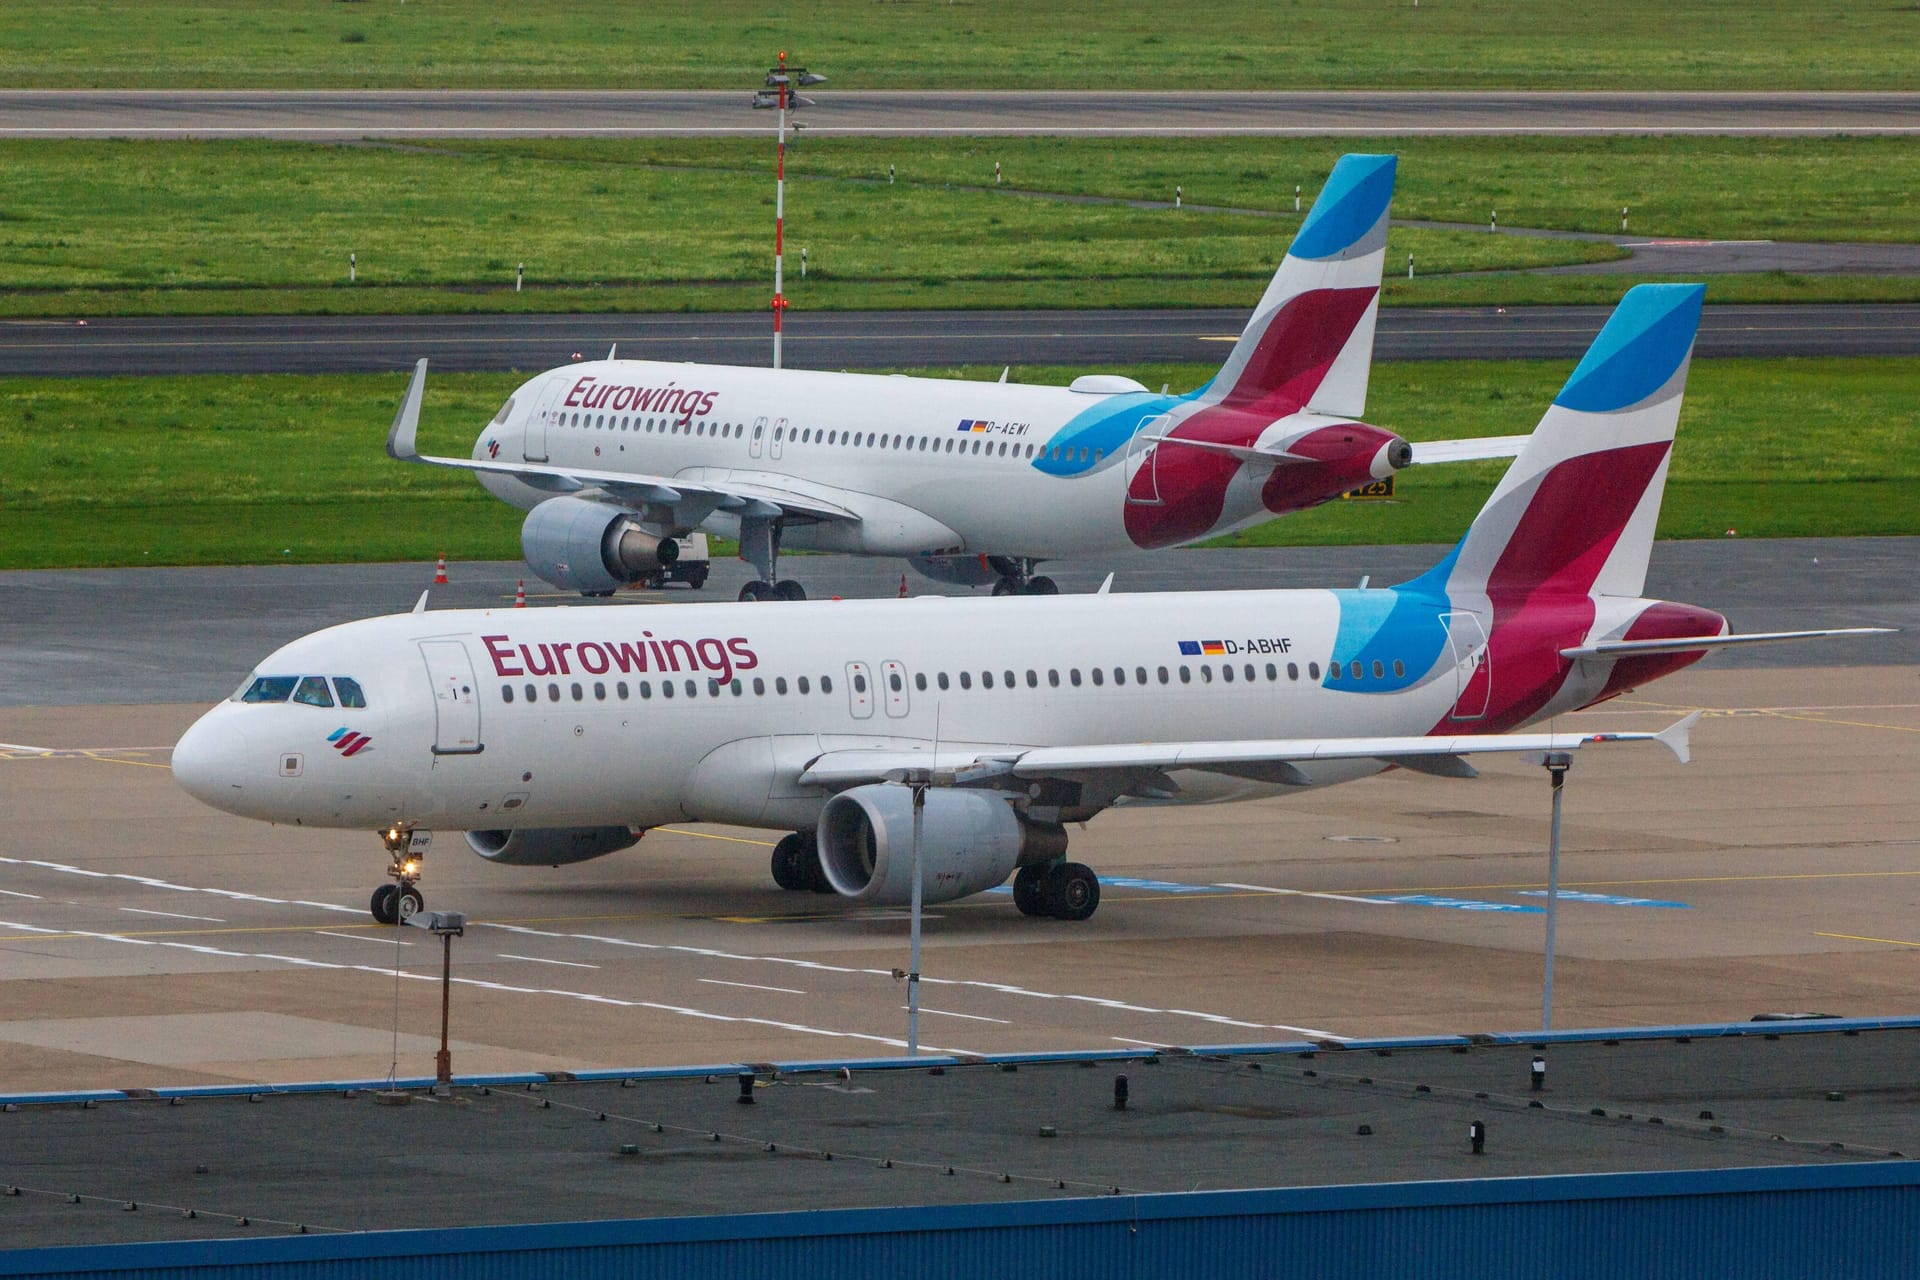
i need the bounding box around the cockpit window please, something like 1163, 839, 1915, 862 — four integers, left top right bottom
240, 676, 298, 703
490, 396, 515, 426
292, 676, 334, 707
334, 677, 367, 708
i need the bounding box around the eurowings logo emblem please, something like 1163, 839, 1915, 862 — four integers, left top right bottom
486, 438, 501, 459
327, 727, 373, 757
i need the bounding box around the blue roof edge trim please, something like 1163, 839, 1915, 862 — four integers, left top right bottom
1554, 282, 1706, 414
1288, 154, 1397, 261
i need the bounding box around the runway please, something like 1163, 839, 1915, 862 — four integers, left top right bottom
5, 90, 1920, 138
8, 303, 1919, 377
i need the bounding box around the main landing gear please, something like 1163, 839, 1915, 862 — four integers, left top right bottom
1012, 861, 1101, 921
370, 826, 427, 925
987, 555, 1059, 597
736, 511, 809, 602
770, 832, 834, 893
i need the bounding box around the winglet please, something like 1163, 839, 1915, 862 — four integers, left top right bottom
1654, 711, 1702, 765
386, 358, 429, 463
1096, 573, 1114, 595
411, 589, 429, 615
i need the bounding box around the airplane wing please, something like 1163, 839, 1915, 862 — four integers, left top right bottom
1405, 435, 1530, 465
796, 715, 1701, 797
384, 359, 860, 526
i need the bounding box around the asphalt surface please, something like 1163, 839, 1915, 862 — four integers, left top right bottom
1, 539, 1912, 709
7, 303, 1919, 377
2, 1030, 1915, 1246
5, 90, 1920, 137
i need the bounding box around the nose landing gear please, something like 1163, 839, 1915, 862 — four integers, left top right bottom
371, 826, 428, 925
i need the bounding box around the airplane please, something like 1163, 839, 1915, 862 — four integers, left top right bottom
386, 153, 1526, 602
175, 283, 1885, 924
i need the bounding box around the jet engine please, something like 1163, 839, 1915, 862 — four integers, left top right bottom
465, 826, 640, 867
521, 495, 679, 595
816, 785, 1067, 905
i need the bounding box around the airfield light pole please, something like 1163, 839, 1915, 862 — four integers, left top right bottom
1540, 752, 1571, 1031
759, 54, 825, 370
902, 768, 930, 1056
406, 910, 466, 1094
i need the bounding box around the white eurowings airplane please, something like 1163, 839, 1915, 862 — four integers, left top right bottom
386, 153, 1525, 601
177, 284, 1884, 924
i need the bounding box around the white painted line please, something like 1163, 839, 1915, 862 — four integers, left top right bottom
904, 1007, 1011, 1025
699, 978, 805, 995
1111, 1037, 1178, 1048
499, 953, 600, 970
1216, 882, 1393, 906
0, 917, 965, 1056
0, 742, 58, 752
314, 930, 411, 946
118, 906, 226, 922
0, 856, 362, 914
483, 921, 1346, 1040
0, 889, 42, 899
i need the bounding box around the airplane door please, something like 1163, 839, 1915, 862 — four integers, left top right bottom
845, 661, 875, 720
420, 640, 484, 754
526, 380, 564, 463
1441, 612, 1491, 721
880, 660, 909, 719
749, 415, 767, 459
1124, 414, 1170, 505
770, 417, 789, 460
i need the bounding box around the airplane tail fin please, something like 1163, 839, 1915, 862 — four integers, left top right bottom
1406, 283, 1706, 603
1201, 153, 1395, 420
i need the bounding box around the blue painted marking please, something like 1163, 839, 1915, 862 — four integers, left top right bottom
985, 876, 1229, 896
1517, 890, 1691, 909
1553, 282, 1705, 414
1374, 894, 1544, 913
1324, 587, 1450, 692
1289, 154, 1396, 261
1032, 392, 1179, 477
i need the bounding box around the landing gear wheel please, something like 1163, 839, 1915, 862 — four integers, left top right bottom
774, 579, 807, 602
740, 580, 774, 602
1044, 862, 1101, 921
771, 833, 808, 890
398, 886, 424, 922
370, 884, 399, 925
991, 577, 1017, 597
1012, 865, 1050, 917
804, 842, 835, 893
1025, 575, 1059, 596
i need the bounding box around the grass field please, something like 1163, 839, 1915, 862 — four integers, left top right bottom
3, 1, 1917, 90
6, 357, 1914, 572
4, 135, 1918, 319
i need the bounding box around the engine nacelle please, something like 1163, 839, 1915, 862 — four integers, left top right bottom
465, 826, 640, 867
816, 785, 1066, 905
521, 495, 679, 594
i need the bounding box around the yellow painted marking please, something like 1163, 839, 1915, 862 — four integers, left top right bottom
0, 748, 170, 769
655, 827, 779, 848
1815, 932, 1920, 949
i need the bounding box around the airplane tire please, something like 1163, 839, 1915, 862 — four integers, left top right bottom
370, 884, 399, 925
774, 579, 808, 602
739, 581, 773, 602
771, 834, 807, 891
1026, 576, 1059, 596
1045, 862, 1101, 922
1012, 865, 1050, 917
991, 578, 1017, 597
398, 886, 425, 922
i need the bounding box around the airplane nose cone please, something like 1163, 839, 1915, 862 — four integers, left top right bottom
171, 710, 254, 813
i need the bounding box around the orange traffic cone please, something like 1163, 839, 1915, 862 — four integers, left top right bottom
513, 580, 526, 608
433, 554, 449, 585
898, 573, 908, 598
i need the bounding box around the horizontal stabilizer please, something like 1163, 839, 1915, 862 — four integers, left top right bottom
1405, 435, 1529, 465
1561, 628, 1894, 661
1142, 434, 1308, 465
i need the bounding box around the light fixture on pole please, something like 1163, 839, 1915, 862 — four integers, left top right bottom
1539, 751, 1571, 1031
406, 908, 467, 1094
897, 765, 931, 1056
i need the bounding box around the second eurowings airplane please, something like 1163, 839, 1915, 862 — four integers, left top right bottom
388, 154, 1524, 601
